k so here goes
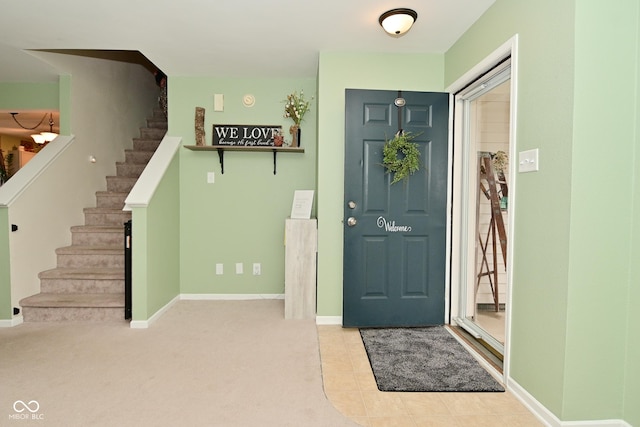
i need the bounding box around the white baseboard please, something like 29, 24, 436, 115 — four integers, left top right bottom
561, 421, 632, 427
129, 295, 180, 329
0, 314, 23, 328
180, 294, 284, 300
316, 316, 342, 325
507, 378, 632, 427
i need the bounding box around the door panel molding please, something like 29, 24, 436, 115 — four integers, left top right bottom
343, 89, 449, 327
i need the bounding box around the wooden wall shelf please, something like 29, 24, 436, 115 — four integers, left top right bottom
183, 145, 304, 175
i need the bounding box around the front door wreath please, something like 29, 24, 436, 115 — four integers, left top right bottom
382, 131, 421, 184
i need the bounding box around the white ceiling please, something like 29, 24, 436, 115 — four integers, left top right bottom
0, 0, 494, 138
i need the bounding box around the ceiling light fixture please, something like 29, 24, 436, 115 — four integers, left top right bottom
10, 112, 58, 144
379, 8, 418, 37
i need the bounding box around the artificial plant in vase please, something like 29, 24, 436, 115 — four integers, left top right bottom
283, 90, 312, 147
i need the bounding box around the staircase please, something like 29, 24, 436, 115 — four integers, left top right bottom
19, 109, 167, 322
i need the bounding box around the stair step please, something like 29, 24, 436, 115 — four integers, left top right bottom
139, 127, 166, 140
29, 108, 161, 323
56, 245, 124, 268
39, 268, 124, 293
132, 138, 162, 152
151, 108, 166, 119
147, 117, 167, 129
71, 225, 124, 246
95, 191, 128, 209
20, 293, 125, 322
116, 162, 146, 178
84, 207, 131, 226
106, 176, 137, 192
124, 150, 155, 164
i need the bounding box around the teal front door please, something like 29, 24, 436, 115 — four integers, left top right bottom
343, 89, 449, 327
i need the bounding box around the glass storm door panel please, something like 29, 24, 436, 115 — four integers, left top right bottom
455, 62, 512, 355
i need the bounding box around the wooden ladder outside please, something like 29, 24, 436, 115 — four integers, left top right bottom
476, 152, 508, 312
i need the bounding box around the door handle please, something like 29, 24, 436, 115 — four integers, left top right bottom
347, 217, 357, 227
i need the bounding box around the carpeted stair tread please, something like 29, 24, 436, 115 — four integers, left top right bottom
95, 191, 129, 200
71, 225, 124, 246
56, 245, 124, 255
95, 191, 129, 209
139, 128, 166, 139
20, 293, 124, 308
39, 267, 124, 280
116, 161, 147, 171
83, 207, 132, 226
70, 225, 124, 233
83, 207, 130, 213
95, 191, 129, 196
124, 149, 156, 156
106, 176, 138, 192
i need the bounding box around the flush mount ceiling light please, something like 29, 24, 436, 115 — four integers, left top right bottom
379, 8, 418, 37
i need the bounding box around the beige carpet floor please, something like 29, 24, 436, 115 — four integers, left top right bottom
0, 300, 359, 427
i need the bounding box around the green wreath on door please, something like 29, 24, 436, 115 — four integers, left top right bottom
382, 131, 422, 184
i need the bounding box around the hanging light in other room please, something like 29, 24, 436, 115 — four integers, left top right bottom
379, 8, 418, 37
32, 113, 58, 144
10, 112, 59, 144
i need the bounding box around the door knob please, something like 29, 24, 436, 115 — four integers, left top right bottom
347, 217, 357, 227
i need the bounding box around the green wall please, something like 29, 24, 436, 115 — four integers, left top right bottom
447, 0, 574, 417
626, 6, 640, 420
563, 1, 637, 420
146, 153, 181, 314
627, 98, 640, 427
132, 150, 180, 321
173, 77, 317, 295
316, 52, 445, 316
132, 152, 181, 321
0, 82, 59, 110
446, 0, 638, 423
0, 208, 10, 319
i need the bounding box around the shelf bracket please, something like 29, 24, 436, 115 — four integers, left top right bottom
273, 150, 277, 175
216, 148, 224, 174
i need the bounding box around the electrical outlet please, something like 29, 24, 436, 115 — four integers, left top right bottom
235, 263, 243, 274
207, 172, 215, 183
216, 264, 223, 275
253, 263, 261, 275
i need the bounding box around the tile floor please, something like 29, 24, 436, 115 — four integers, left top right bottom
317, 325, 544, 427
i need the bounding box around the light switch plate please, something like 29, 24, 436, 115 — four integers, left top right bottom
519, 149, 539, 173
214, 94, 224, 112
235, 263, 243, 274
207, 172, 215, 183
216, 263, 223, 275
